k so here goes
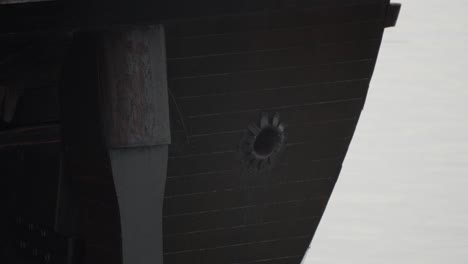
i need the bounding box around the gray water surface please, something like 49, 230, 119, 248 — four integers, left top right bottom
304, 0, 468, 263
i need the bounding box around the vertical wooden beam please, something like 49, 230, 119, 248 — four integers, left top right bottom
97, 25, 170, 264
107, 146, 168, 264
98, 26, 170, 148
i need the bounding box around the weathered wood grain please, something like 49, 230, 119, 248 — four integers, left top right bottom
98, 26, 171, 148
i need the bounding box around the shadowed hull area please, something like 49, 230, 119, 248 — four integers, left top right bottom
0, 0, 395, 263
162, 2, 387, 263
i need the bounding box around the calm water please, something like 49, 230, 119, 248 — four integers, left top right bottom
304, 0, 468, 263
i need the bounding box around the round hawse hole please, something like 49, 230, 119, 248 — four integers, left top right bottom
253, 127, 282, 159
240, 112, 286, 171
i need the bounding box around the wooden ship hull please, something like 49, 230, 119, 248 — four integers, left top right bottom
0, 1, 400, 263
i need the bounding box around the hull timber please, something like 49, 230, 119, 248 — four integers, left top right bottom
0, 1, 400, 263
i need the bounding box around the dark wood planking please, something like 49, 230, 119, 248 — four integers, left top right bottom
163, 197, 331, 264
165, 159, 342, 197
182, 99, 365, 136
159, 0, 388, 20
164, 236, 312, 264
173, 80, 368, 117
164, 218, 319, 253
0, 0, 389, 35
168, 39, 380, 78
167, 137, 351, 176
163, 178, 336, 215
165, 196, 328, 233
0, 124, 60, 149
161, 2, 389, 263
165, 176, 336, 201
166, 20, 383, 58
169, 59, 374, 98
168, 76, 369, 137
164, 3, 387, 38
169, 117, 358, 157
65, 0, 388, 29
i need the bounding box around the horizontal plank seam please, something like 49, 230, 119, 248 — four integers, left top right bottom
171, 117, 359, 136
167, 156, 345, 178
167, 19, 384, 42
163, 234, 311, 255
164, 216, 320, 237
163, 196, 329, 218
169, 58, 374, 81
186, 97, 364, 118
